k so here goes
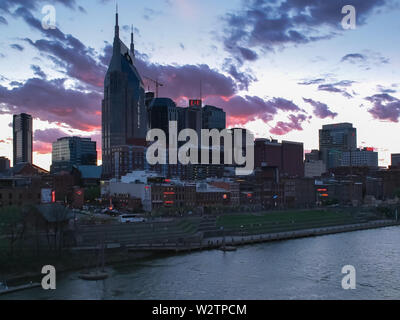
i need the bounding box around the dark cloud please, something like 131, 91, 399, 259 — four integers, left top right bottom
10, 44, 24, 51
205, 95, 302, 127
13, 7, 106, 88
365, 93, 400, 122
270, 114, 308, 135
34, 128, 67, 144
341, 53, 366, 63
303, 98, 338, 119
0, 77, 102, 131
223, 0, 388, 60
0, 16, 7, 25
222, 59, 257, 91
31, 65, 47, 79
318, 80, 355, 98
25, 37, 106, 88
16, 6, 79, 42
298, 78, 325, 86
376, 84, 396, 94
78, 6, 87, 14
133, 54, 238, 100
340, 51, 390, 70
238, 47, 258, 61
298, 77, 355, 98
0, 0, 77, 13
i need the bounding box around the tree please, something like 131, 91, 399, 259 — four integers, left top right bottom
85, 186, 100, 203
0, 206, 25, 257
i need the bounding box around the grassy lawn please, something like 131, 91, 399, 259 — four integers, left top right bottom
216, 209, 368, 235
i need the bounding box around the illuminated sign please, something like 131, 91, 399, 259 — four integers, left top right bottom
41, 188, 53, 204
317, 188, 327, 192
189, 99, 202, 107
223, 194, 228, 199
321, 194, 329, 197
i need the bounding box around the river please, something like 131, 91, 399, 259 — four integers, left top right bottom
2, 226, 400, 300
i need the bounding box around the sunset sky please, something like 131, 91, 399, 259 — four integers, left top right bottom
0, 0, 399, 170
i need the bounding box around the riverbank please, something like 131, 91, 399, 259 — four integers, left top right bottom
124, 219, 399, 252
2, 215, 398, 287
4, 224, 400, 300
203, 219, 399, 249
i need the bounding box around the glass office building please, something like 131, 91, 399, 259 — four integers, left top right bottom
13, 113, 33, 166
51, 137, 97, 173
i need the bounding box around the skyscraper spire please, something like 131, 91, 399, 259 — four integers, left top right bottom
115, 2, 119, 38
130, 24, 135, 62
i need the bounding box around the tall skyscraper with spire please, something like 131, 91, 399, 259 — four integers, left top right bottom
102, 9, 147, 177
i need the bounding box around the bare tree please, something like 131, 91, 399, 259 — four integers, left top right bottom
0, 206, 25, 257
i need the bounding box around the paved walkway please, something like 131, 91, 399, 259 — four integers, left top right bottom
112, 219, 399, 252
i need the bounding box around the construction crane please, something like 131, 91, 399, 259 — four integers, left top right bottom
144, 76, 164, 98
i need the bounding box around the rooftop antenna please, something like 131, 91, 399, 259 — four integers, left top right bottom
130, 24, 135, 62
200, 79, 202, 102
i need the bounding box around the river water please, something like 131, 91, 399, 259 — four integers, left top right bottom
3, 226, 400, 300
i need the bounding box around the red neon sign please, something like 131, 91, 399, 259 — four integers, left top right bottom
51, 191, 56, 203
189, 99, 202, 107
317, 188, 327, 192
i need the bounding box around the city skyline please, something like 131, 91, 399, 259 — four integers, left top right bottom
0, 0, 399, 170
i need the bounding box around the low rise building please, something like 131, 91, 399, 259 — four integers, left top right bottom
341, 148, 378, 168
391, 153, 400, 168
77, 165, 102, 187
195, 182, 230, 207
0, 177, 42, 208
305, 160, 326, 178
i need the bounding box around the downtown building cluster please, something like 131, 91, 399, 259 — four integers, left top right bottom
0, 12, 400, 213
97, 12, 400, 213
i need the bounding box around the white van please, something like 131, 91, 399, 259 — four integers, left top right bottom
119, 214, 146, 223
